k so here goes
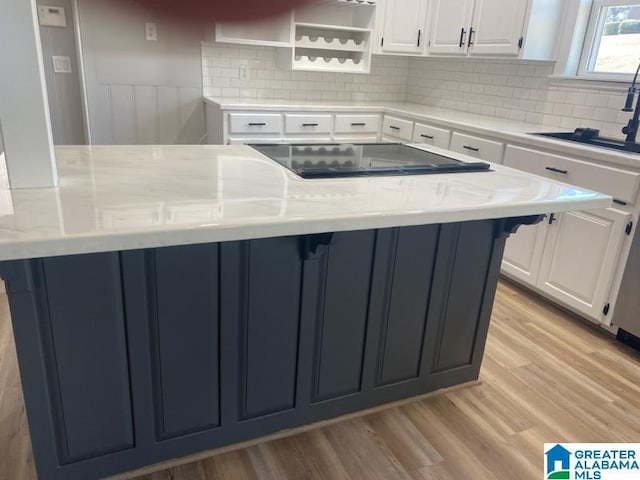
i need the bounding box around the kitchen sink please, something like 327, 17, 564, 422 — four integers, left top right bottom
532, 131, 640, 154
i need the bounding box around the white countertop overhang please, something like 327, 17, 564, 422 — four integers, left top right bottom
0, 144, 611, 261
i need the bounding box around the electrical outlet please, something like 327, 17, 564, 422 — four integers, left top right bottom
239, 64, 249, 81
145, 22, 157, 41
52, 56, 72, 73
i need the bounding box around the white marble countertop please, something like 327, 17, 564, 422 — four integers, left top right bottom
0, 144, 610, 261
204, 98, 640, 170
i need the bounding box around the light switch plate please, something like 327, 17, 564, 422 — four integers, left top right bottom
52, 56, 72, 74
145, 22, 157, 41
37, 5, 67, 28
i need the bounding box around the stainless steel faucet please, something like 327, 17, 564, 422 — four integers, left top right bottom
622, 60, 640, 144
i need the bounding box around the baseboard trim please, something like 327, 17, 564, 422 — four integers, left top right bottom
107, 380, 481, 480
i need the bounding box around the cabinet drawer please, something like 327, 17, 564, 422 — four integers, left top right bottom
229, 113, 282, 134
284, 114, 332, 134
335, 115, 380, 134
504, 145, 640, 205
450, 132, 505, 163
382, 116, 414, 141
412, 123, 452, 149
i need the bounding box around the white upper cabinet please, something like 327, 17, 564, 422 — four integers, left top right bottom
427, 0, 474, 55
426, 0, 562, 60
381, 0, 428, 53
468, 0, 528, 56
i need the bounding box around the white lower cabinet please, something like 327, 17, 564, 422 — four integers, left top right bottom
382, 116, 414, 141
450, 132, 504, 163
536, 208, 632, 323
502, 221, 548, 285
412, 123, 452, 149
502, 143, 637, 325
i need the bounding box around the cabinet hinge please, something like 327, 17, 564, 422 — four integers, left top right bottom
603, 303, 611, 316
518, 36, 524, 49
626, 221, 633, 236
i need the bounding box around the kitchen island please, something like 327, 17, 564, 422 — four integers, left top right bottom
0, 145, 610, 479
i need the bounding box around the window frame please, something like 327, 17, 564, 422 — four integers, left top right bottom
577, 0, 640, 82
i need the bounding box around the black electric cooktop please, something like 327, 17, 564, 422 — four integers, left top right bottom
250, 143, 491, 179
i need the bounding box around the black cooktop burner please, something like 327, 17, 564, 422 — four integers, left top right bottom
250, 143, 491, 178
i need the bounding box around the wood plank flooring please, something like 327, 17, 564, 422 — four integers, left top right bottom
1, 280, 639, 480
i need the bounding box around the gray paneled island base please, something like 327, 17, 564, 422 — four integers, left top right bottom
0, 145, 611, 479
0, 217, 538, 479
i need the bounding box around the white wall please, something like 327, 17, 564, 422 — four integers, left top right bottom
77, 0, 205, 144
38, 0, 86, 144
407, 57, 631, 138
202, 43, 409, 103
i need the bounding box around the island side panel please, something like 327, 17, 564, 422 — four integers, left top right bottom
424, 220, 508, 389
373, 225, 440, 387
309, 230, 377, 403
0, 219, 517, 480
145, 245, 221, 440
0, 254, 135, 476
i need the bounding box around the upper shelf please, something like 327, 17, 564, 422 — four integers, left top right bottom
295, 35, 367, 52
314, 0, 376, 6
295, 22, 372, 33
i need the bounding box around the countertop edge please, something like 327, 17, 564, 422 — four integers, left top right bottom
0, 195, 611, 261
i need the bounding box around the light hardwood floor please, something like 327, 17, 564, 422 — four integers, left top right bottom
1, 280, 639, 480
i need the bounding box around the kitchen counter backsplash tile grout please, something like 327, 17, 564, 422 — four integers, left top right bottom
201, 42, 408, 103
202, 42, 633, 139
406, 57, 631, 138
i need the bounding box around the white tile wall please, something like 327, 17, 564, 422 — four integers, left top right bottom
406, 57, 631, 137
202, 43, 408, 103
202, 44, 633, 138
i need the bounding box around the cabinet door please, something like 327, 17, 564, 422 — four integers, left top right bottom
382, 0, 428, 53
428, 0, 474, 55
469, 0, 528, 56
537, 208, 632, 323
501, 221, 548, 286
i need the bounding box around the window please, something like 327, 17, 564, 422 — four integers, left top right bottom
579, 0, 640, 80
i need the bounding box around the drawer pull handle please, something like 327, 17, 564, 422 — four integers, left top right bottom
302, 123, 319, 127
351, 122, 367, 126
389, 125, 400, 130
248, 122, 266, 126
545, 167, 568, 175
463, 145, 479, 152
420, 134, 434, 139
459, 28, 466, 48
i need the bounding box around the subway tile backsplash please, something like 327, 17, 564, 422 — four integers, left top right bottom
203, 43, 631, 138
408, 57, 630, 137
202, 43, 408, 103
